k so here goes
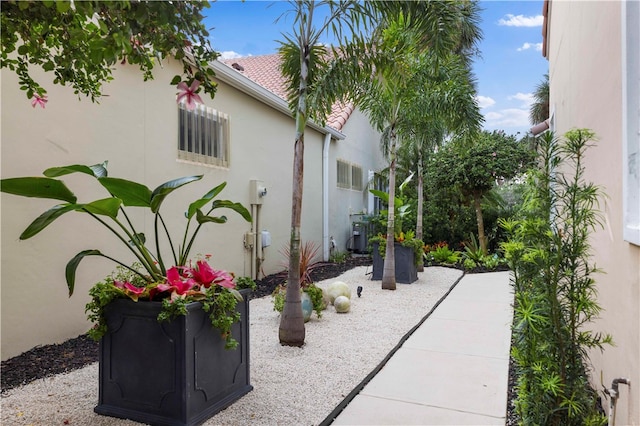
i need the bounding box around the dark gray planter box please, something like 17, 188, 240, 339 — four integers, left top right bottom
95, 288, 252, 426
371, 242, 418, 284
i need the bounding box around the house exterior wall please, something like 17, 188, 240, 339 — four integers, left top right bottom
0, 59, 343, 360
329, 108, 385, 254
546, 1, 640, 423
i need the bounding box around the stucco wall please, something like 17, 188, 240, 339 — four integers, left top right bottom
329, 108, 385, 254
0, 59, 336, 360
547, 1, 640, 423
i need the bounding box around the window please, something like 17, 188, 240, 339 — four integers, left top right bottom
337, 159, 363, 190
178, 103, 229, 167
622, 0, 640, 245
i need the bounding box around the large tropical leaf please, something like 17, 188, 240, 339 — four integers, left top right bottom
186, 182, 227, 219
65, 249, 103, 296
99, 177, 152, 207
18, 198, 122, 240
19, 204, 77, 239
210, 200, 252, 222
43, 161, 108, 178
1, 177, 77, 203
150, 175, 203, 213
195, 209, 227, 224
81, 198, 122, 218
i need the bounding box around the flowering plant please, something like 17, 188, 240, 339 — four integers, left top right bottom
1, 162, 253, 348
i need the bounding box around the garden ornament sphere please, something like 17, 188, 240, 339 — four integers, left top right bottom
334, 296, 351, 313
327, 281, 351, 304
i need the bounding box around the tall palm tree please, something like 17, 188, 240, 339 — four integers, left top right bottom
277, 0, 372, 347
530, 73, 549, 125
357, 1, 483, 289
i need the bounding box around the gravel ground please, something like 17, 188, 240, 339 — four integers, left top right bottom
1, 266, 463, 426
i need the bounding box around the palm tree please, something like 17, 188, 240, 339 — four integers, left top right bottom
357, 1, 483, 289
276, 0, 372, 347
530, 73, 549, 125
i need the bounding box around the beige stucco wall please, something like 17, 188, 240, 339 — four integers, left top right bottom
547, 1, 640, 423
329, 108, 386, 253
0, 59, 341, 360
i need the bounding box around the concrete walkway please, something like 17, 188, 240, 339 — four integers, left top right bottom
328, 271, 513, 425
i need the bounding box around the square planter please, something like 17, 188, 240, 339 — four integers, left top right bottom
95, 288, 252, 426
371, 242, 418, 284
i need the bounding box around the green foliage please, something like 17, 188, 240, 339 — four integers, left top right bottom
369, 233, 424, 266
501, 129, 611, 425
235, 276, 257, 291
329, 251, 348, 264
304, 284, 325, 319
272, 283, 325, 320
201, 288, 242, 349
1, 1, 218, 102
428, 245, 462, 265
463, 258, 477, 270
0, 162, 251, 294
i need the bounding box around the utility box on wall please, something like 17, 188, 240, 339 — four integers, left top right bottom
249, 180, 267, 204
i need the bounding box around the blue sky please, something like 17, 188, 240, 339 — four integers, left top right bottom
203, 1, 549, 137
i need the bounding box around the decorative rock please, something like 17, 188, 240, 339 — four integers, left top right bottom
334, 296, 351, 313
327, 281, 351, 304
301, 291, 313, 322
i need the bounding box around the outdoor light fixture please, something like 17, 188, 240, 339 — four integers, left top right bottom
357, 286, 363, 297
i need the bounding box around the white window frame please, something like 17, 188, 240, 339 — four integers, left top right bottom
622, 0, 640, 245
178, 103, 229, 168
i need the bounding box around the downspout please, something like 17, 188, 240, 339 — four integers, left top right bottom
322, 133, 331, 261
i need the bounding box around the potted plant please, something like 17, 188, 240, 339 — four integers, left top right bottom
369, 231, 423, 284
0, 162, 254, 426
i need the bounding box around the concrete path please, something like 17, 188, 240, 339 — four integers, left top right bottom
328, 271, 513, 425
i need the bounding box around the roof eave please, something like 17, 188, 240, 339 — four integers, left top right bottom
211, 60, 346, 140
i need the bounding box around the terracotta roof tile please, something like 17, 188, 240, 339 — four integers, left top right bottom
221, 54, 354, 131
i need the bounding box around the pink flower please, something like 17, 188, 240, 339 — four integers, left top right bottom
31, 95, 48, 109
114, 280, 145, 301
155, 267, 198, 299
192, 260, 235, 289
492, 152, 497, 157
176, 80, 203, 110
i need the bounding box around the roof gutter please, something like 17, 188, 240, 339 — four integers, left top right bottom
211, 60, 345, 140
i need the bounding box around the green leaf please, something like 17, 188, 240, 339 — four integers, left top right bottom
210, 200, 252, 222
43, 161, 108, 178
17, 45, 29, 55
98, 177, 152, 207
186, 182, 227, 219
150, 175, 203, 213
19, 204, 76, 239
129, 233, 146, 246
1, 177, 77, 203
56, 1, 71, 13
66, 249, 102, 296
82, 198, 122, 218
196, 209, 227, 224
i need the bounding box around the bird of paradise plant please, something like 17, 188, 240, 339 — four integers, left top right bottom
1, 161, 253, 348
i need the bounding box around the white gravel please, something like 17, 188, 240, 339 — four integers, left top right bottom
1, 266, 463, 426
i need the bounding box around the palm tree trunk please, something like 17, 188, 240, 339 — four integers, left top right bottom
473, 193, 488, 255
279, 45, 310, 347
416, 158, 424, 272
382, 127, 397, 290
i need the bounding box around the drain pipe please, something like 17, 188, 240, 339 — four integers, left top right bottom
322, 133, 331, 261
605, 377, 630, 426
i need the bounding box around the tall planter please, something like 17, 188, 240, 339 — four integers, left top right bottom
95, 288, 252, 426
371, 242, 418, 284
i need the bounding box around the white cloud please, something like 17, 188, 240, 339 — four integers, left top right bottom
517, 42, 543, 52
476, 95, 496, 109
483, 108, 530, 128
509, 92, 534, 108
498, 14, 544, 27
219, 51, 244, 60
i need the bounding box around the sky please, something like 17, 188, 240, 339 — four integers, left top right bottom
202, 1, 549, 137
